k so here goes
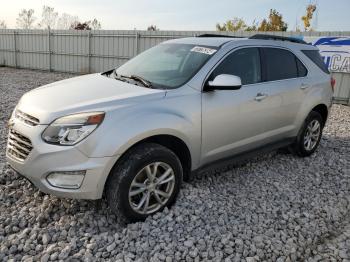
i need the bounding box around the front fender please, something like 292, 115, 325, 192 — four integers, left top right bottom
77, 108, 201, 169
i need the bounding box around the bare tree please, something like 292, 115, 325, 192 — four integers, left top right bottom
88, 19, 101, 30
0, 20, 7, 29
16, 9, 36, 29
57, 13, 80, 29
38, 6, 58, 29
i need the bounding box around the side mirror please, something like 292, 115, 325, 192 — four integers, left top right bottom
205, 74, 242, 91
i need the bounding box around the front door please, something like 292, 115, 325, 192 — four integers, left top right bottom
201, 47, 272, 165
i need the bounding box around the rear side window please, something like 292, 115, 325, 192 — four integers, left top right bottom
302, 50, 330, 74
296, 59, 307, 77
263, 48, 299, 81
211, 47, 261, 85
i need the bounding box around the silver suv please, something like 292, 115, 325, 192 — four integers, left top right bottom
6, 34, 334, 223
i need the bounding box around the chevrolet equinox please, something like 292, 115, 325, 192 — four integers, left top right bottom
6, 34, 334, 223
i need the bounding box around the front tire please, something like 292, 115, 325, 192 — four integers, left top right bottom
291, 111, 324, 157
106, 143, 183, 223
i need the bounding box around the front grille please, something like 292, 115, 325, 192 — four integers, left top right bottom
15, 110, 40, 126
7, 129, 33, 161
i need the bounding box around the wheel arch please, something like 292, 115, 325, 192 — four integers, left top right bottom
311, 104, 328, 127
103, 134, 193, 198
129, 134, 192, 181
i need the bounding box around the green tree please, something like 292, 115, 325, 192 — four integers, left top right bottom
301, 4, 317, 31
258, 9, 288, 31
216, 18, 247, 32
71, 22, 91, 30
70, 19, 102, 30
246, 20, 259, 31
147, 25, 159, 31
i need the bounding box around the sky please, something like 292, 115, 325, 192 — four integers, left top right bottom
0, 0, 349, 31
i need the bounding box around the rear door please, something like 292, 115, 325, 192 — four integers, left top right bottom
256, 47, 308, 142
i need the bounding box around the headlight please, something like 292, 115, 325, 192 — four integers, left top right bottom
42, 112, 105, 145
10, 106, 17, 119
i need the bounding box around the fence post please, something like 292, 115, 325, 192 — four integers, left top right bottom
88, 31, 92, 73
48, 29, 52, 71
134, 32, 139, 56
13, 30, 17, 68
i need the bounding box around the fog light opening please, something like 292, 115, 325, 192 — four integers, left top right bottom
46, 171, 86, 189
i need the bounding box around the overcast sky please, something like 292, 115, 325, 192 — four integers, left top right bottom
1, 0, 349, 31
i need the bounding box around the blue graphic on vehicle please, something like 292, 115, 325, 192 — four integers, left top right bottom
307, 37, 350, 72
320, 51, 349, 54
300, 36, 350, 73
313, 37, 350, 46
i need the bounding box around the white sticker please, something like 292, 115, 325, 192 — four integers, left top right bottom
191, 46, 217, 55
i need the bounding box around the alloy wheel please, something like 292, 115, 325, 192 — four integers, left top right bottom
128, 162, 175, 215
304, 119, 321, 151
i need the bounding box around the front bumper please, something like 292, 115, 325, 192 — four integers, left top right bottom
6, 118, 118, 199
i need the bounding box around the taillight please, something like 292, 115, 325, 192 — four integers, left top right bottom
330, 77, 336, 92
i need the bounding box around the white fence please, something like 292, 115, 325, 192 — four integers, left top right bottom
0, 29, 349, 105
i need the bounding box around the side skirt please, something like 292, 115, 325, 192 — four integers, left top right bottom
191, 138, 295, 178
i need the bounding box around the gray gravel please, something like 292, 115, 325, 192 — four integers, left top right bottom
0, 67, 350, 261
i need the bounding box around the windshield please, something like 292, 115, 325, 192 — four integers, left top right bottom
115, 43, 218, 89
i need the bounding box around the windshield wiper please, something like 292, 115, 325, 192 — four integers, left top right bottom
111, 71, 153, 88
108, 69, 127, 82
130, 75, 152, 88
121, 74, 153, 88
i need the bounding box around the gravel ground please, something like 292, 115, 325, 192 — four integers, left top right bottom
0, 67, 349, 262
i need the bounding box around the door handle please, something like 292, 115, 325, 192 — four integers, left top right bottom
254, 93, 268, 101
300, 83, 309, 89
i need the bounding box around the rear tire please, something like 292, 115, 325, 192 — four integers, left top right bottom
291, 111, 323, 157
105, 143, 183, 223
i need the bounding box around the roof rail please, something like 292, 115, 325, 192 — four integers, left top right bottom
196, 34, 244, 38
249, 34, 308, 44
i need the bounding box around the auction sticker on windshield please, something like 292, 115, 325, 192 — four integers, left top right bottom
191, 46, 217, 55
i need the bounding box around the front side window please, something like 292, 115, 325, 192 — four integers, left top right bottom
115, 43, 218, 89
211, 47, 261, 85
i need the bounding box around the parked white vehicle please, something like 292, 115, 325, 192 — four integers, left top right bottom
6, 34, 334, 222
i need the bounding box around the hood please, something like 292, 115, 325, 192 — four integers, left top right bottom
17, 73, 166, 124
